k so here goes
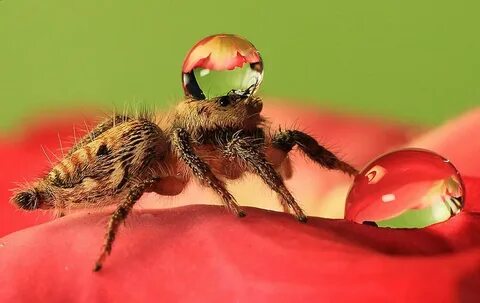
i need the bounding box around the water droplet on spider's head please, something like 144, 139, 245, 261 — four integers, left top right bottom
345, 149, 465, 228
182, 34, 264, 100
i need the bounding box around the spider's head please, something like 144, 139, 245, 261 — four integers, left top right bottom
174, 94, 264, 134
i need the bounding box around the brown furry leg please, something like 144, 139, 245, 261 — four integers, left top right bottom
272, 130, 358, 176
172, 128, 245, 217
93, 178, 158, 272
225, 137, 307, 222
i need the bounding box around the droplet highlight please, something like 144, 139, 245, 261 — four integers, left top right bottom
345, 149, 465, 228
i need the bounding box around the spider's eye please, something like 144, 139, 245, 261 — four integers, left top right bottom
218, 96, 230, 107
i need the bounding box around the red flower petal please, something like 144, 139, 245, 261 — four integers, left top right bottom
2, 103, 479, 302
1, 201, 480, 302
407, 108, 480, 178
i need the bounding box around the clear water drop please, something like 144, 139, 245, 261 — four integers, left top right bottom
182, 34, 263, 100
345, 149, 465, 228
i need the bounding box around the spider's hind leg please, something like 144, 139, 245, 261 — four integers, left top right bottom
93, 178, 159, 272
88, 119, 166, 271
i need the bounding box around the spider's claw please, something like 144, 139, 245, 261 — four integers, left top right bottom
340, 162, 359, 177
93, 262, 102, 272
93, 251, 108, 272
237, 210, 247, 218
297, 214, 308, 223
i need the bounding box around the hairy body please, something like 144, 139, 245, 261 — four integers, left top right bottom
11, 94, 357, 271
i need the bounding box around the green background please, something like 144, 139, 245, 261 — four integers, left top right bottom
1, 0, 478, 132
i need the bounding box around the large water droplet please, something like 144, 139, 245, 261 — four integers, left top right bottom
345, 149, 465, 228
182, 34, 263, 100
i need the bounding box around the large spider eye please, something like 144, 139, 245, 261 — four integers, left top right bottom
218, 96, 230, 107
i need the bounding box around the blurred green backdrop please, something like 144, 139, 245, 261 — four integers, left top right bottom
1, 0, 478, 132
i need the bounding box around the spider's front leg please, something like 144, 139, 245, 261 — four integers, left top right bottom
224, 135, 307, 222
172, 128, 246, 217
271, 130, 358, 176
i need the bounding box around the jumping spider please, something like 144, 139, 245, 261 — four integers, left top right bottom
11, 94, 358, 271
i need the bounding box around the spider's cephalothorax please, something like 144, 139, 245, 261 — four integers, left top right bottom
11, 94, 358, 271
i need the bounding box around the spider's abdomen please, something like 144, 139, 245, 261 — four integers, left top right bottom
14, 119, 168, 211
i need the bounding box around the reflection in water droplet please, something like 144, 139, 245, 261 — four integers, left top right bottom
182, 34, 263, 100
345, 149, 465, 228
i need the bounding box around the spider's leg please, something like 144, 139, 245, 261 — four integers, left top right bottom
92, 119, 166, 271
172, 128, 245, 217
225, 136, 307, 222
272, 130, 358, 176
93, 177, 159, 272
